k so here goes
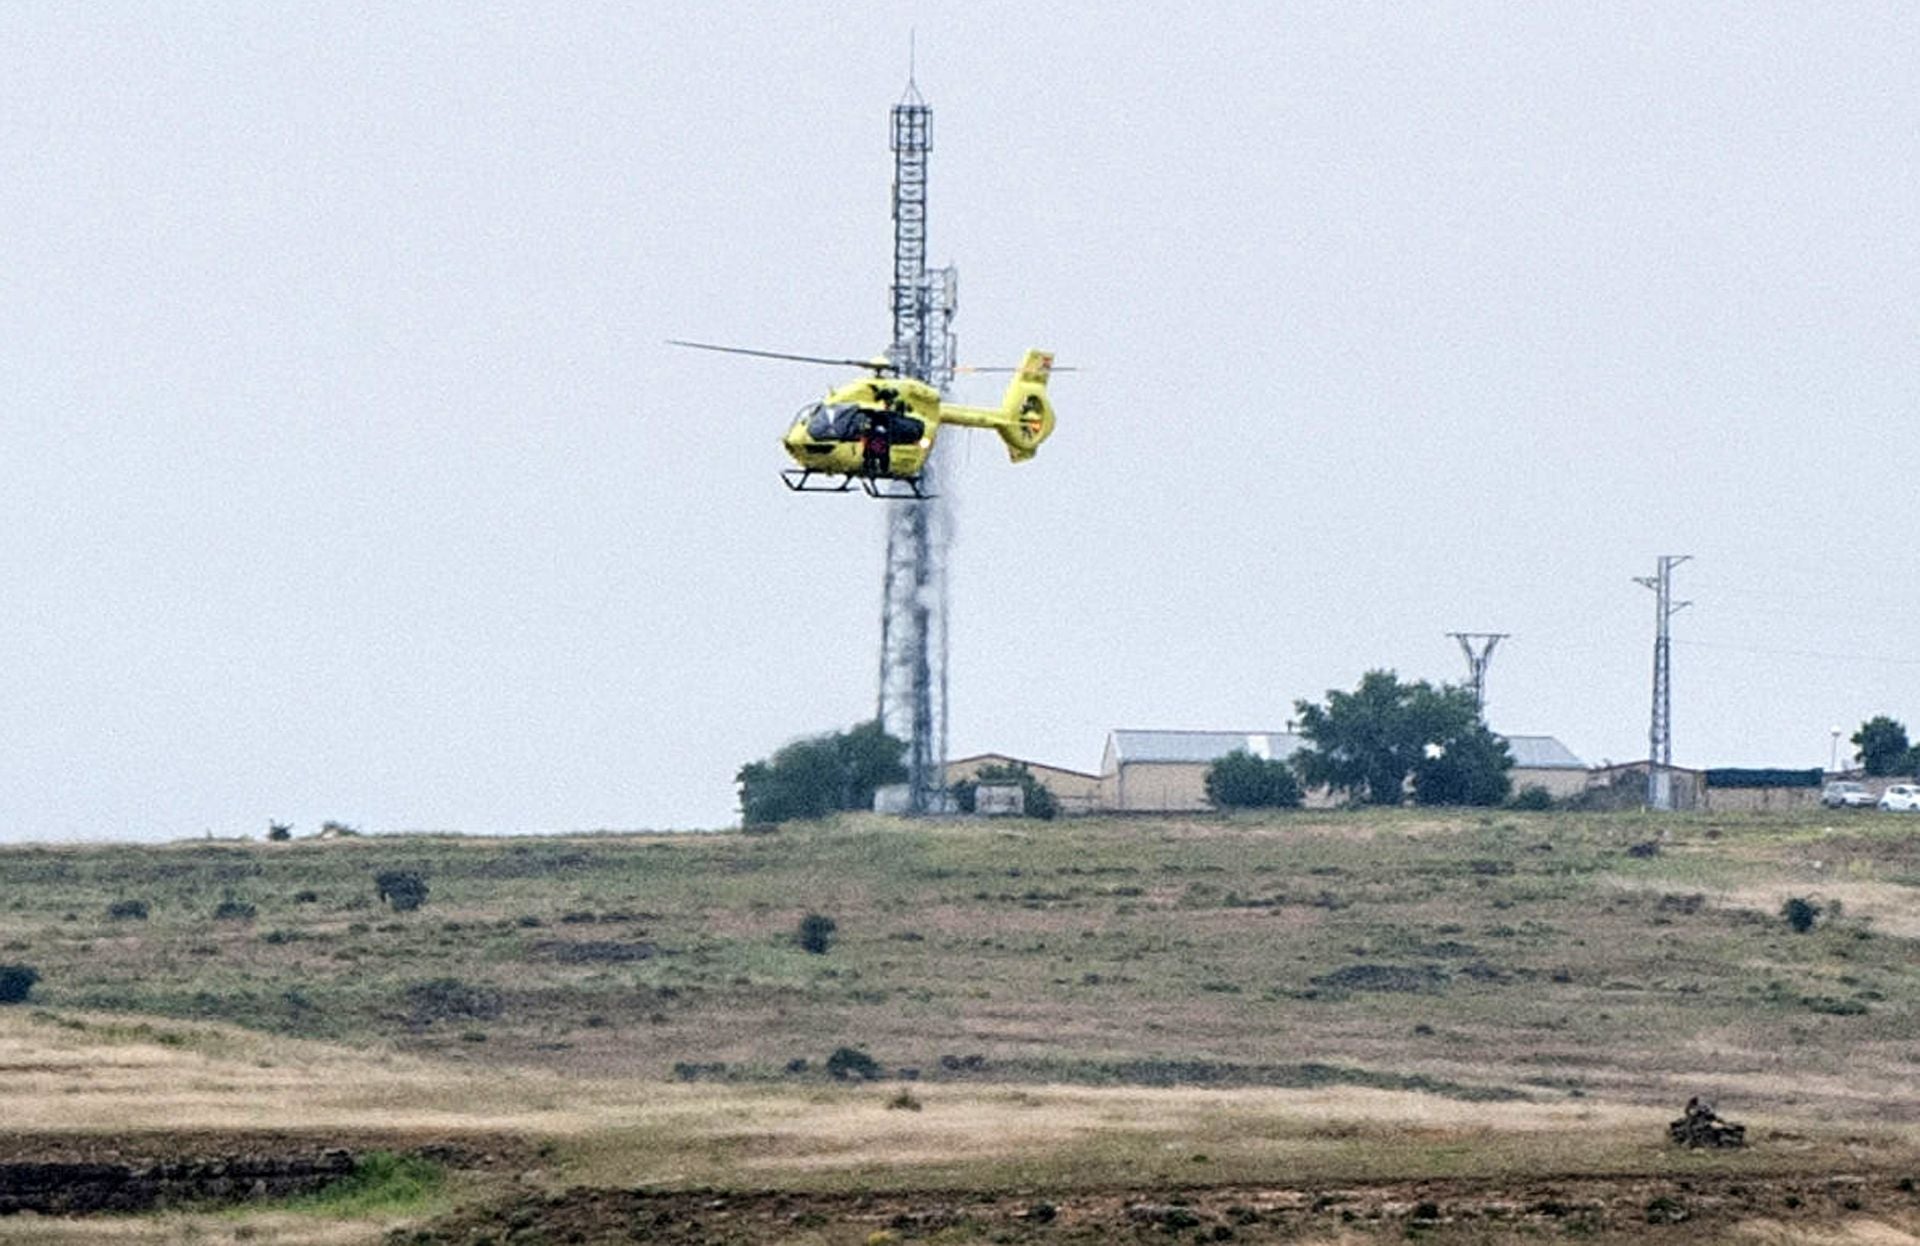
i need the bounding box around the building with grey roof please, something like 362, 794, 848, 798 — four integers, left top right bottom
1502, 734, 1590, 800
1100, 729, 1314, 812
1097, 728, 1590, 812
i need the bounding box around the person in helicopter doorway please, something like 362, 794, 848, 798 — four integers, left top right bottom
860, 410, 891, 477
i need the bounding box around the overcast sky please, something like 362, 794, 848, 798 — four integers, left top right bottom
4, 4, 1916, 839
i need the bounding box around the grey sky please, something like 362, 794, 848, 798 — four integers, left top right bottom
4, 4, 1915, 839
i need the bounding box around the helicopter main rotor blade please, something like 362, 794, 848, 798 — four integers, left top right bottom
666, 339, 883, 370
952, 364, 1081, 374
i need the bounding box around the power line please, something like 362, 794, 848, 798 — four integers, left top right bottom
1674, 637, 1920, 668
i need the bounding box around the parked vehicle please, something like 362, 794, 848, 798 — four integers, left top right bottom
1878, 784, 1920, 812
1822, 781, 1875, 809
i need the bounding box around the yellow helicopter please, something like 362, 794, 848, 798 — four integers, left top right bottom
668, 340, 1059, 499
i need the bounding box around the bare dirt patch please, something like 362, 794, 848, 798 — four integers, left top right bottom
410, 1171, 1920, 1244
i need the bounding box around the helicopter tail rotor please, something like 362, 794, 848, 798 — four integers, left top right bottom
993, 350, 1056, 462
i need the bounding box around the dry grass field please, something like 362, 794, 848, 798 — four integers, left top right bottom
1, 808, 1918, 1241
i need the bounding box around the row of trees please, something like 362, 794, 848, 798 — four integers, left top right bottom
740, 671, 1517, 825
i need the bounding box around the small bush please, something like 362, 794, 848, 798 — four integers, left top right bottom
0, 965, 39, 1004
826, 1046, 881, 1080
213, 895, 257, 922
266, 822, 292, 842
292, 1151, 443, 1216
1508, 786, 1554, 811
798, 912, 838, 955
886, 1087, 923, 1111
1645, 1195, 1688, 1224
319, 820, 359, 837
405, 977, 502, 1023
107, 899, 150, 921
375, 870, 430, 913
1782, 897, 1820, 934
292, 889, 319, 904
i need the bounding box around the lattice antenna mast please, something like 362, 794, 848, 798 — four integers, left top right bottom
875, 75, 957, 814
1446, 632, 1509, 719
1633, 555, 1691, 808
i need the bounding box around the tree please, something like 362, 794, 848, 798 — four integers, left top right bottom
1293, 670, 1511, 807
1852, 716, 1912, 776
737, 721, 908, 825
1204, 749, 1303, 809
951, 761, 1059, 820
1411, 723, 1514, 807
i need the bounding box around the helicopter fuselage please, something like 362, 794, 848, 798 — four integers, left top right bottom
781, 376, 944, 481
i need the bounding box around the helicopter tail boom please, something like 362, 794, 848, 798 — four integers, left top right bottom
942, 350, 1056, 463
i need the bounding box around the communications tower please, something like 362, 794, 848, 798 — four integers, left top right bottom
876, 76, 957, 813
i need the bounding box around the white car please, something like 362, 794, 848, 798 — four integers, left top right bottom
1878, 784, 1920, 812
1822, 781, 1875, 809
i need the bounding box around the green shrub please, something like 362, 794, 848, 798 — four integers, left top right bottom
798, 912, 837, 955
826, 1046, 881, 1080
293, 1151, 444, 1215
1205, 749, 1303, 809
0, 965, 39, 1004
1508, 785, 1554, 811
212, 895, 257, 922
107, 898, 150, 921
375, 870, 430, 913
266, 822, 293, 842
1782, 897, 1820, 934
404, 977, 502, 1023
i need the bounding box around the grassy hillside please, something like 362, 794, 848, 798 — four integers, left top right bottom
3, 809, 1919, 1242
3, 809, 1916, 1111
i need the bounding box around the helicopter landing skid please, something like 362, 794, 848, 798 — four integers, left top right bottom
780, 469, 858, 494
860, 473, 933, 501
780, 469, 933, 500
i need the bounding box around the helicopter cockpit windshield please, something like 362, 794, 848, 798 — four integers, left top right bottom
801, 403, 865, 441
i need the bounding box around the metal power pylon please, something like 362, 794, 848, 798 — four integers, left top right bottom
1446, 632, 1509, 718
1633, 555, 1691, 809
875, 76, 957, 813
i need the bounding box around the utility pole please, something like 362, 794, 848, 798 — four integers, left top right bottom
1446, 632, 1509, 719
1633, 555, 1691, 810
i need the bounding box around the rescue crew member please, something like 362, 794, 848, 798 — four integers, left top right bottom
861, 411, 890, 477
